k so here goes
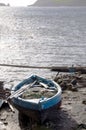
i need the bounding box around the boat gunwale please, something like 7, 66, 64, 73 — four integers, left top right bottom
11, 75, 62, 110
17, 80, 62, 104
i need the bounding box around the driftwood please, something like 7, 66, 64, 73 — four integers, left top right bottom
54, 72, 86, 91
51, 66, 86, 74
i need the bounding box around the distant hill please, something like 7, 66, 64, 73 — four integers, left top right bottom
0, 3, 10, 6
0, 3, 6, 6
33, 0, 86, 6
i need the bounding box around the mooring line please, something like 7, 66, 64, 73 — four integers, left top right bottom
0, 63, 86, 73
0, 63, 53, 69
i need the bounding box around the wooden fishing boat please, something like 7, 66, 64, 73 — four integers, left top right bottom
9, 75, 62, 123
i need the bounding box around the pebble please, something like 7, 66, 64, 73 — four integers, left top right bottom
4, 121, 8, 126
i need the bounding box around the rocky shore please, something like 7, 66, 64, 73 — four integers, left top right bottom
0, 73, 86, 130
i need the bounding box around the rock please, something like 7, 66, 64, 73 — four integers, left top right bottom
82, 100, 86, 105
67, 84, 72, 90
57, 79, 63, 84
77, 123, 86, 129
60, 81, 67, 90
71, 86, 78, 92
71, 79, 77, 86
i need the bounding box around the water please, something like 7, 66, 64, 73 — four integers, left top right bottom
0, 6, 86, 82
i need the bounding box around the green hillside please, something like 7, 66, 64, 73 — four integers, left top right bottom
33, 0, 86, 6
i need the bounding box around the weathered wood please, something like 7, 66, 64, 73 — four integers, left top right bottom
8, 81, 36, 99
8, 102, 15, 112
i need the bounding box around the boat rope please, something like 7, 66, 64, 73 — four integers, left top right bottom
0, 63, 53, 69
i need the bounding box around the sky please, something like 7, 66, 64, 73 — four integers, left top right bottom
0, 0, 38, 6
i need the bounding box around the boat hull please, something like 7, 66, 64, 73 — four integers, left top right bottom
10, 75, 62, 123
10, 99, 61, 123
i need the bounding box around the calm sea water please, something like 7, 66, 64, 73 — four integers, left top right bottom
0, 6, 86, 82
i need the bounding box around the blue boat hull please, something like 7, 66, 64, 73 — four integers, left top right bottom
10, 75, 62, 123
10, 99, 61, 123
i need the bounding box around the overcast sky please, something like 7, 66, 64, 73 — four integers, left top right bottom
0, 0, 37, 6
